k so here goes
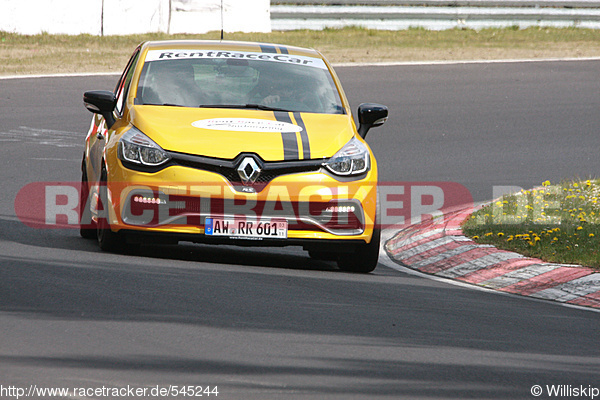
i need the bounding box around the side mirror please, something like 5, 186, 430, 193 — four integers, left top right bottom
84, 90, 117, 128
357, 103, 388, 138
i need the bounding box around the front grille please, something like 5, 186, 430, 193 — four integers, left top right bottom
169, 151, 324, 190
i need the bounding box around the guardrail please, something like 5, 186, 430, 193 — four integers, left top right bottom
273, 0, 600, 6
271, 0, 600, 30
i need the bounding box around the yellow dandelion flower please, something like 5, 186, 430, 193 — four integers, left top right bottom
577, 226, 583, 230
589, 233, 595, 238
498, 232, 504, 237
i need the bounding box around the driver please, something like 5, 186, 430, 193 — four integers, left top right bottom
262, 78, 299, 105
250, 73, 309, 105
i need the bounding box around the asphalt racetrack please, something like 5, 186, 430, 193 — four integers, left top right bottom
0, 60, 599, 399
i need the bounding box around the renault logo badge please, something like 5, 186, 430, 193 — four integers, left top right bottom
237, 157, 261, 185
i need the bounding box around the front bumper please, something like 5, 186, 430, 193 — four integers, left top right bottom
101, 159, 378, 244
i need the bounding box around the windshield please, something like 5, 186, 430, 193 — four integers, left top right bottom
135, 50, 345, 114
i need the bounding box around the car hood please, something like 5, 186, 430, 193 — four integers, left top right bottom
129, 106, 355, 161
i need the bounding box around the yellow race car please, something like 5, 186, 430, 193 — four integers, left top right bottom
81, 40, 387, 273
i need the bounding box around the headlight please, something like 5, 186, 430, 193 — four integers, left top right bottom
324, 137, 370, 176
118, 127, 170, 166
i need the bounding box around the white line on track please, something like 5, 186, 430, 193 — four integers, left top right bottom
0, 72, 120, 80
1, 56, 599, 80
334, 56, 600, 68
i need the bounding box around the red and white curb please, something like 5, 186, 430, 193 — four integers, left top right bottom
383, 207, 600, 310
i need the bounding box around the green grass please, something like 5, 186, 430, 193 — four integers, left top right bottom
462, 179, 600, 269
1, 26, 600, 75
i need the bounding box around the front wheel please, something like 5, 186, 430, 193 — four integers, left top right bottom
97, 166, 125, 252
336, 227, 380, 273
79, 162, 97, 239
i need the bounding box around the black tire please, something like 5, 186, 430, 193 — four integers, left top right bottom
79, 161, 97, 239
337, 198, 381, 273
336, 226, 380, 273
97, 165, 125, 252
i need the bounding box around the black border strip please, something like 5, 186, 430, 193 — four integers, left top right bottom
293, 112, 310, 159
274, 111, 299, 160
260, 44, 278, 54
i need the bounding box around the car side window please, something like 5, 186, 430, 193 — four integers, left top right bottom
114, 49, 140, 116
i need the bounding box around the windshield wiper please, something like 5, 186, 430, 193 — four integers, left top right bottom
198, 104, 290, 112
143, 102, 186, 107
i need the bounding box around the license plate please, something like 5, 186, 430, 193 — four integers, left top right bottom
205, 217, 288, 239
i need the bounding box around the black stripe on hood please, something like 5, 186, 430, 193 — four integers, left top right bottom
274, 111, 299, 160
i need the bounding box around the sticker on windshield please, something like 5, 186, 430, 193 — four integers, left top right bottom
145, 49, 328, 70
192, 118, 303, 133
